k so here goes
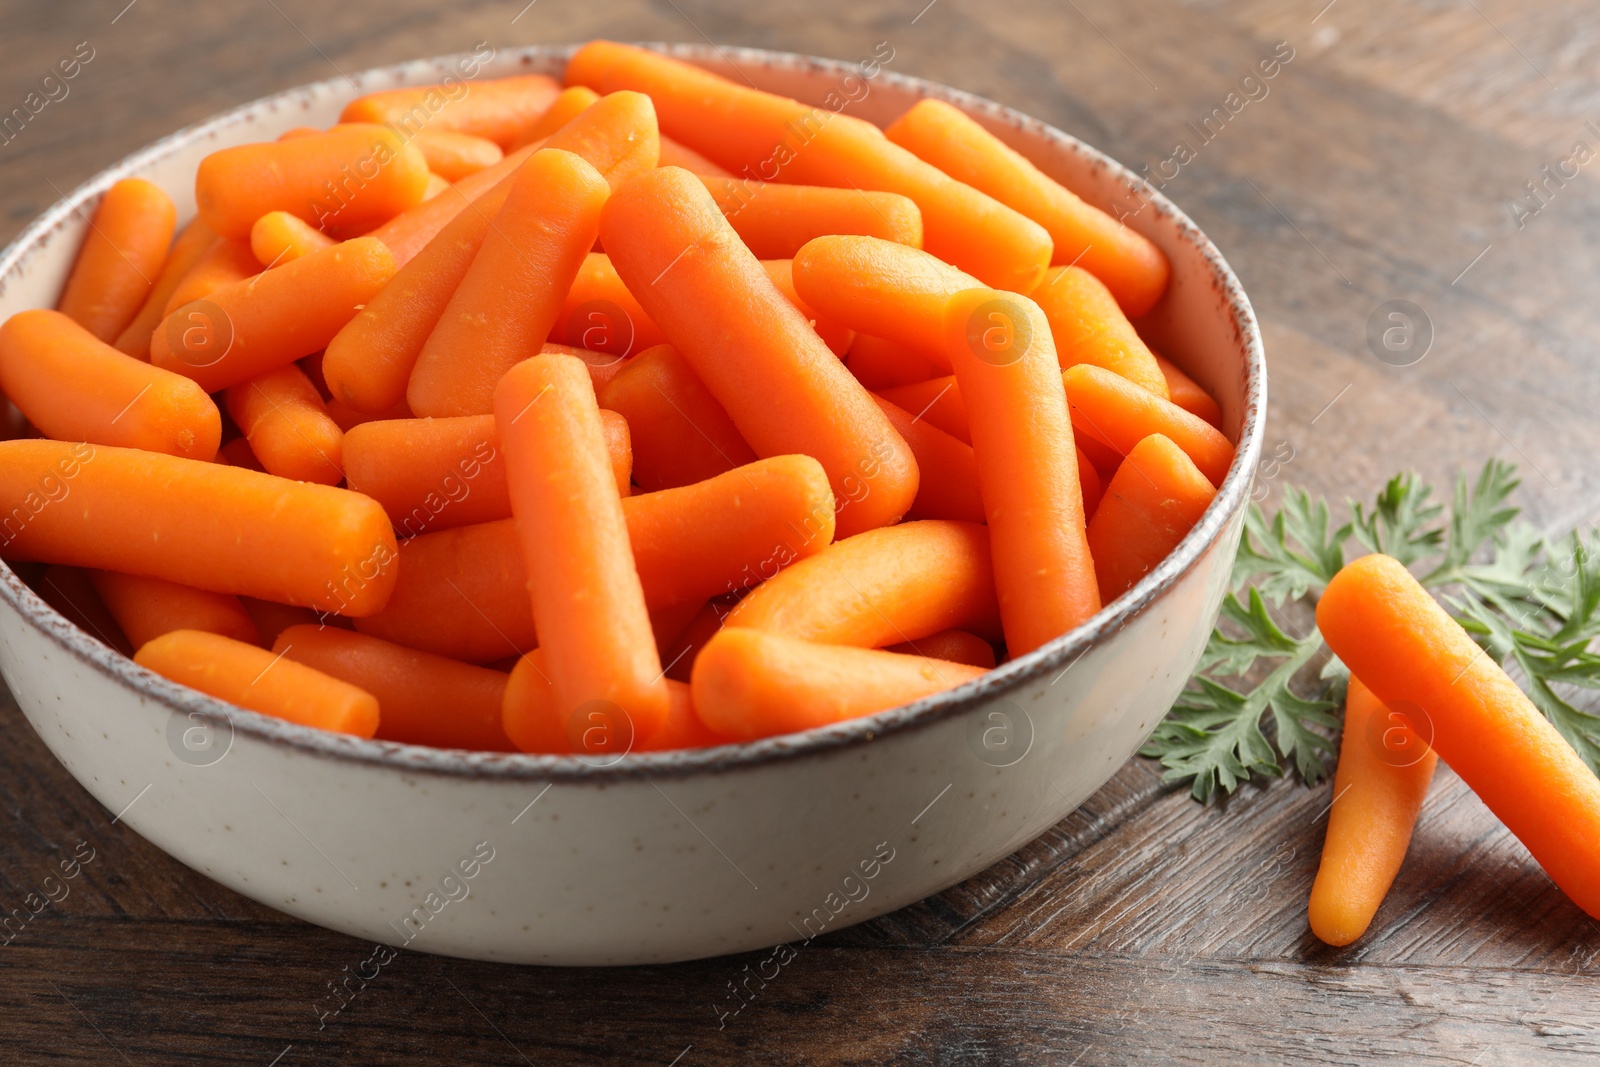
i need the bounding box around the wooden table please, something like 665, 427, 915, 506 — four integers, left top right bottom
3, 1, 1598, 1062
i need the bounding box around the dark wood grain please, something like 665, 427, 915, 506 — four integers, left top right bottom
2, 0, 1599, 1062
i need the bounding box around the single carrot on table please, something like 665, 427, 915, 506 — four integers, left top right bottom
153, 236, 396, 392
691, 627, 986, 741
941, 288, 1100, 654
249, 211, 335, 267
1155, 353, 1223, 428
599, 167, 918, 538
700, 177, 923, 259
885, 98, 1170, 317
1031, 265, 1168, 398
1317, 552, 1600, 920
57, 179, 177, 343
89, 570, 259, 649
1062, 363, 1236, 487
885, 629, 996, 669
225, 363, 345, 485
1308, 675, 1438, 947
1085, 433, 1215, 601
274, 625, 515, 751
341, 74, 562, 148
136, 629, 379, 738
513, 85, 599, 146
0, 309, 220, 461
162, 238, 261, 315
598, 344, 755, 492
494, 355, 670, 743
411, 130, 503, 181
114, 218, 217, 360
0, 439, 397, 615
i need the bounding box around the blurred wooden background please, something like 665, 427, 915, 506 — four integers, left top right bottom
1, 0, 1598, 1063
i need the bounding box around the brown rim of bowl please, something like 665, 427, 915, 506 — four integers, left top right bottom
0, 43, 1265, 783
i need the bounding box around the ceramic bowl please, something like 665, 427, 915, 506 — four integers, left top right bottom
0, 43, 1264, 965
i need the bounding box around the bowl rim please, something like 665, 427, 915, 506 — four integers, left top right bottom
0, 42, 1265, 783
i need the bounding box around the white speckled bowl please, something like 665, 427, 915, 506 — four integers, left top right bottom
0, 44, 1263, 965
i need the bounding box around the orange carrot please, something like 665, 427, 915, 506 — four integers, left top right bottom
550, 252, 667, 358
135, 629, 379, 737
1156, 353, 1223, 428
1032, 266, 1168, 397
152, 237, 396, 392
701, 177, 922, 259
355, 455, 835, 661
33, 564, 133, 655
942, 289, 1100, 653
249, 211, 335, 267
1077, 432, 1123, 483
502, 648, 721, 753
1318, 552, 1600, 919
412, 130, 503, 181
0, 440, 396, 614
727, 519, 1001, 647
885, 629, 995, 668
494, 355, 670, 739
691, 627, 986, 740
871, 396, 984, 524
368, 143, 538, 268
536, 90, 661, 189
1308, 675, 1438, 946
876, 376, 968, 443
0, 310, 221, 461
759, 258, 855, 356
661, 598, 731, 682
408, 150, 610, 417
422, 172, 451, 200
543, 341, 635, 394
1085, 434, 1215, 600
239, 596, 320, 645
89, 570, 259, 649
273, 624, 514, 751
57, 179, 177, 343
566, 41, 1051, 291
600, 167, 917, 538
1062, 363, 1236, 487
343, 409, 631, 533
341, 74, 562, 148
885, 98, 1170, 317
196, 125, 430, 239
1077, 445, 1104, 517
792, 235, 976, 366
598, 344, 755, 492
217, 436, 265, 471
163, 238, 261, 315
513, 85, 599, 147
113, 218, 217, 360
650, 597, 706, 656
848, 334, 944, 391
225, 364, 345, 485
658, 134, 733, 176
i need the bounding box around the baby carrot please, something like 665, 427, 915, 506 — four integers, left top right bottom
635, 677, 725, 751
566, 41, 1051, 291
701, 177, 923, 260
163, 238, 261, 315
196, 125, 430, 239
502, 649, 721, 753
341, 74, 562, 148
513, 85, 599, 146
942, 288, 1100, 653
885, 99, 1171, 317
57, 179, 177, 343
726, 519, 1001, 647
1085, 434, 1216, 600
691, 627, 986, 741
249, 211, 335, 267
537, 90, 661, 189
422, 172, 451, 201
0, 310, 221, 461
600, 167, 918, 538
876, 376, 969, 443
0, 440, 397, 615
872, 397, 985, 524
355, 455, 835, 661
661, 598, 730, 682
885, 629, 996, 669
1062, 363, 1236, 487
89, 570, 259, 649
598, 344, 755, 492
34, 565, 134, 655
273, 625, 514, 751
1308, 675, 1438, 947
412, 130, 503, 181
551, 252, 667, 358
1156, 354, 1223, 428
792, 235, 976, 365
114, 218, 216, 360
848, 334, 945, 391
659, 135, 733, 177
494, 355, 670, 739
239, 596, 320, 646
135, 629, 379, 738
153, 236, 396, 393
408, 150, 611, 417
225, 364, 345, 485
1032, 266, 1168, 398
343, 409, 632, 533
217, 436, 264, 471
1077, 445, 1104, 517
650, 597, 706, 657
368, 144, 538, 268
1317, 553, 1600, 920
759, 259, 855, 357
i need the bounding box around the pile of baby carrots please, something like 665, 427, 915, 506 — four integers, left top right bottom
0, 41, 1244, 756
